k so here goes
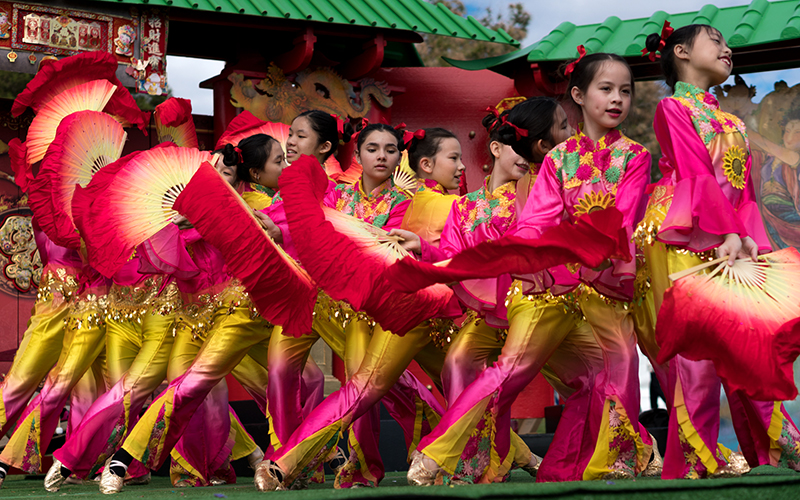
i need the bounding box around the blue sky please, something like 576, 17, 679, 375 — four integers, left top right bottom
167, 0, 800, 115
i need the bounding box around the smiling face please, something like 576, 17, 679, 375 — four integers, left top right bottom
572, 60, 632, 134
286, 116, 330, 164
685, 28, 732, 87
424, 137, 465, 190
356, 129, 401, 186
491, 141, 530, 184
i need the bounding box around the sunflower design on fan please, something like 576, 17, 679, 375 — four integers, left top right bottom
722, 145, 747, 189
573, 190, 615, 217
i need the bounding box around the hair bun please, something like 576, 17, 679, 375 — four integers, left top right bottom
221, 143, 239, 166
496, 124, 518, 146
340, 122, 354, 144
645, 33, 662, 53
481, 112, 500, 133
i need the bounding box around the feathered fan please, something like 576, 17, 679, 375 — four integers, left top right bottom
154, 98, 198, 148
73, 145, 212, 277
279, 154, 459, 336
28, 110, 126, 249
656, 248, 800, 401
173, 162, 317, 337
25, 80, 117, 167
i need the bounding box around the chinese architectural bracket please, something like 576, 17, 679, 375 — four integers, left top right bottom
275, 26, 316, 74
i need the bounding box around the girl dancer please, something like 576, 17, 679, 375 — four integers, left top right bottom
263, 115, 445, 489
394, 113, 565, 484
254, 122, 453, 490
639, 23, 800, 478
407, 52, 653, 485
90, 134, 293, 493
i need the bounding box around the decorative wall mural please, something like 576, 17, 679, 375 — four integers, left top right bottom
716, 78, 800, 251
0, 210, 41, 294
229, 63, 393, 124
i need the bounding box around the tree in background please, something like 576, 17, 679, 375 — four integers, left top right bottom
131, 86, 172, 111
0, 71, 34, 101
623, 80, 668, 182
416, 1, 530, 67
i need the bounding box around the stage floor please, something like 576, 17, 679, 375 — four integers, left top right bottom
2, 466, 799, 500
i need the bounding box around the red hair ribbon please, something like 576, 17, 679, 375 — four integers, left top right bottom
484, 106, 502, 130
331, 113, 347, 141
403, 128, 426, 147
500, 115, 528, 141
394, 122, 407, 132
233, 146, 244, 164
564, 45, 586, 78
641, 20, 674, 62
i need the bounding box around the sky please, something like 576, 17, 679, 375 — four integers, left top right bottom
165, 0, 800, 116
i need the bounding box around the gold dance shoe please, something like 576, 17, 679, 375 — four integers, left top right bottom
98, 465, 124, 494
407, 452, 439, 486
521, 453, 542, 478
44, 459, 67, 492
642, 436, 663, 477
254, 460, 286, 492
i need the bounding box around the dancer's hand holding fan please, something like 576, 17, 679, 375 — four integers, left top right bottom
28, 110, 126, 250
172, 162, 317, 337
72, 145, 212, 277
655, 248, 800, 401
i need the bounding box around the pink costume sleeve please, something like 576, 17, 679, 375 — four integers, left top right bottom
579, 149, 650, 300
514, 155, 565, 240
655, 99, 769, 252
382, 198, 410, 231
137, 223, 200, 280
265, 179, 338, 261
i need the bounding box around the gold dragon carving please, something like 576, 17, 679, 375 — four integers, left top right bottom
229, 64, 393, 124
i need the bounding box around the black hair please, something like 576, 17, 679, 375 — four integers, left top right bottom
645, 24, 722, 92
294, 110, 353, 162
406, 127, 458, 173
217, 133, 277, 183
356, 123, 405, 152
563, 52, 635, 110
487, 97, 560, 163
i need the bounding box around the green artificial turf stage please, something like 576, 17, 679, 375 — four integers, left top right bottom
2, 466, 799, 500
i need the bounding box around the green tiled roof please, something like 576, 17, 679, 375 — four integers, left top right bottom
446, 0, 800, 73
91, 0, 518, 45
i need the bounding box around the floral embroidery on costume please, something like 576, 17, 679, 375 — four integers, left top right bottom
671, 82, 748, 146
722, 145, 747, 189
416, 178, 447, 195
677, 425, 706, 479
573, 190, 615, 217
334, 178, 408, 228
607, 401, 636, 474
251, 183, 282, 203
551, 127, 645, 196
447, 409, 495, 484
777, 416, 800, 470
456, 177, 516, 233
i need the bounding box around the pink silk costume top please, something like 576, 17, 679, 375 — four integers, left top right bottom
419, 176, 522, 327
323, 176, 411, 230
650, 81, 770, 253
34, 223, 107, 297
515, 127, 651, 302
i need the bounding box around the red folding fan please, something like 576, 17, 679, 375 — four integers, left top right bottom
173, 162, 317, 337
28, 110, 126, 249
154, 98, 198, 148
278, 154, 457, 336
25, 80, 117, 167
656, 248, 800, 401
72, 145, 212, 277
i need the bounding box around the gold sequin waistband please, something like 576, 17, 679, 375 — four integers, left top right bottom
107, 276, 182, 322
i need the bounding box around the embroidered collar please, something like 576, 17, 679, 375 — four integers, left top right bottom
418, 178, 447, 195
674, 81, 719, 109
574, 124, 622, 152
484, 176, 516, 200
356, 177, 393, 199
251, 183, 277, 197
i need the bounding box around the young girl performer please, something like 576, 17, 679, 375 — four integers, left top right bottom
394, 113, 566, 484
407, 52, 653, 484
262, 115, 446, 490
258, 122, 451, 489
639, 23, 800, 478
89, 135, 295, 494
